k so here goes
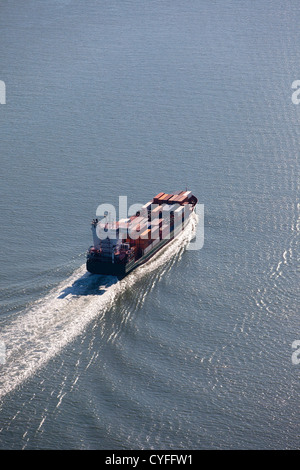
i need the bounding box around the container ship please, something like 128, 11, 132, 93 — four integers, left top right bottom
86, 190, 198, 278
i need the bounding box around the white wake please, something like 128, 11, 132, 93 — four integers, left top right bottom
0, 213, 198, 400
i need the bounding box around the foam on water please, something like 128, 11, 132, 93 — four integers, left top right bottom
0, 214, 198, 401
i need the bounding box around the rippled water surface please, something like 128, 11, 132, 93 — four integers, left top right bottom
0, 0, 299, 449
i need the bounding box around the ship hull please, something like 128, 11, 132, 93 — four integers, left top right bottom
87, 225, 186, 279
86, 190, 197, 279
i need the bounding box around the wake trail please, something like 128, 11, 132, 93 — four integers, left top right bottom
0, 213, 198, 400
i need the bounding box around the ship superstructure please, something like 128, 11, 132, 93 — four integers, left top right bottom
86, 190, 198, 278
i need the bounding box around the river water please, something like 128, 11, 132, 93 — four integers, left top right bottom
0, 0, 299, 449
